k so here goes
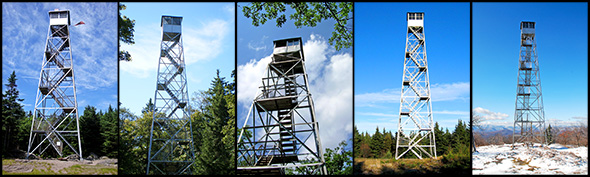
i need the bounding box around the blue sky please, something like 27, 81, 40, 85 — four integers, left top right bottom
2, 2, 117, 112
119, 2, 235, 116
355, 3, 471, 135
236, 2, 353, 150
473, 2, 588, 127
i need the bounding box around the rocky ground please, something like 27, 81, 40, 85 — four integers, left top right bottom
2, 153, 117, 175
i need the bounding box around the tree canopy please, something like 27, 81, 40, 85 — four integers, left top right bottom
241, 2, 353, 51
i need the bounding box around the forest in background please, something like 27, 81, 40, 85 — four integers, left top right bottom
119, 70, 236, 175
1, 71, 118, 159
353, 120, 471, 174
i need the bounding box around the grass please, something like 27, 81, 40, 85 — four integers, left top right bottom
355, 154, 470, 175
2, 159, 117, 175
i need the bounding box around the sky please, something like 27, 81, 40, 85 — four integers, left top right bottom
236, 2, 353, 150
473, 2, 588, 128
2, 2, 118, 112
119, 2, 235, 116
355, 3, 471, 135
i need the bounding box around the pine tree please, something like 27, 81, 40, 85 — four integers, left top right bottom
434, 122, 446, 156
370, 127, 384, 158
79, 105, 103, 157
194, 70, 233, 175
141, 98, 155, 114
545, 124, 554, 145
353, 125, 361, 158
382, 128, 393, 158
1, 71, 26, 156
100, 105, 118, 157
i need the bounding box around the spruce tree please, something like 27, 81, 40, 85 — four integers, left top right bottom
80, 105, 102, 157
1, 71, 26, 156
195, 70, 233, 175
370, 127, 384, 158
100, 105, 118, 157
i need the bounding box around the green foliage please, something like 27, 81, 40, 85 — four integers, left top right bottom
77, 105, 118, 158
119, 3, 135, 61
100, 105, 118, 157
370, 127, 384, 157
440, 152, 470, 175
118, 70, 236, 175
545, 124, 554, 145
353, 125, 361, 158
353, 120, 471, 161
141, 98, 154, 114
324, 140, 353, 175
79, 106, 102, 157
193, 70, 235, 175
118, 108, 149, 175
241, 2, 353, 51
1, 71, 26, 157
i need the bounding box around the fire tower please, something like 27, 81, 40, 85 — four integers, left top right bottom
395, 12, 437, 159
237, 37, 326, 175
27, 9, 83, 161
146, 15, 195, 175
513, 21, 546, 146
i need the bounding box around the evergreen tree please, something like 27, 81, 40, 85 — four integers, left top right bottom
100, 105, 118, 157
194, 70, 234, 175
434, 122, 446, 156
545, 124, 554, 145
370, 127, 384, 158
382, 129, 393, 158
353, 125, 361, 158
141, 98, 155, 114
79, 105, 103, 157
1, 71, 26, 156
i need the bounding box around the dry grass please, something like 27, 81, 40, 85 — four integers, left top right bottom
354, 157, 444, 175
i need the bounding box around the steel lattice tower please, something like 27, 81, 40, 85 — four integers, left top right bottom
237, 37, 326, 175
27, 9, 82, 161
395, 12, 437, 160
513, 21, 546, 146
146, 15, 195, 175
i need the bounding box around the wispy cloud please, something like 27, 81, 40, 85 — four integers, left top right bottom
246, 35, 269, 52
473, 107, 509, 121
238, 34, 352, 149
355, 82, 470, 108
3, 3, 118, 111
121, 18, 230, 78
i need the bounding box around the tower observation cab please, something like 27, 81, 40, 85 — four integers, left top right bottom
407, 12, 424, 27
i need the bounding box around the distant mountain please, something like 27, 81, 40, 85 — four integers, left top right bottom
473, 124, 580, 139
473, 125, 512, 138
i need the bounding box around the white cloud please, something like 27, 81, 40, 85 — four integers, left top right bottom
473, 107, 509, 121
355, 89, 400, 108
1, 3, 120, 91
433, 110, 470, 116
247, 42, 266, 51
236, 55, 271, 105
121, 18, 230, 78
355, 82, 470, 108
430, 82, 470, 102
237, 34, 352, 150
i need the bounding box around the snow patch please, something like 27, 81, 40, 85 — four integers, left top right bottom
473, 143, 587, 175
